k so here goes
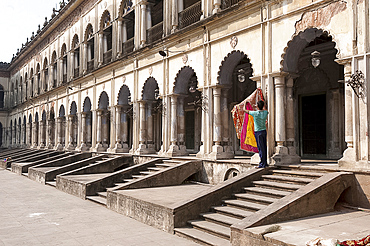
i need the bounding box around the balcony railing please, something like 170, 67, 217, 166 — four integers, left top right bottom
103, 50, 112, 64
123, 38, 134, 55
74, 67, 79, 78
63, 74, 67, 84
179, 1, 202, 29
87, 60, 94, 73
147, 22, 163, 44
221, 0, 241, 10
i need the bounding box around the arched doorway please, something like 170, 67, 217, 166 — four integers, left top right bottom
34, 113, 39, 147
13, 120, 17, 146
170, 67, 202, 155
116, 85, 133, 152
217, 51, 255, 156
28, 114, 32, 147
18, 117, 21, 146
23, 116, 26, 146
96, 91, 110, 151
48, 108, 55, 148
282, 28, 345, 160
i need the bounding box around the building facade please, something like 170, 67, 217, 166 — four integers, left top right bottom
0, 0, 368, 170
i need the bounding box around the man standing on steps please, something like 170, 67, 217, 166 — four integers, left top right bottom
244, 100, 269, 168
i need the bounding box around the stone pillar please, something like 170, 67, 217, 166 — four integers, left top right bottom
66, 115, 75, 150
146, 101, 156, 153
212, 0, 221, 14
98, 33, 103, 67
210, 86, 231, 160
78, 112, 88, 151
271, 74, 294, 164
140, 3, 147, 46
177, 97, 188, 155
221, 89, 233, 155
136, 101, 148, 154
47, 119, 54, 149
102, 110, 109, 148
121, 106, 129, 152
70, 52, 75, 80
39, 120, 45, 148
49, 66, 54, 89
171, 0, 178, 33
285, 77, 300, 162
55, 117, 64, 150
113, 105, 123, 152
166, 95, 181, 156
83, 43, 88, 74
94, 109, 104, 151
339, 61, 356, 166
117, 20, 123, 57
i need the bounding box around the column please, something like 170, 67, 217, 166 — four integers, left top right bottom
177, 97, 187, 154
271, 74, 289, 164
117, 20, 123, 57
285, 77, 300, 162
135, 101, 147, 154
55, 117, 63, 150
212, 0, 221, 14
70, 52, 75, 80
102, 110, 109, 148
98, 33, 103, 67
66, 115, 75, 150
140, 3, 147, 46
122, 106, 129, 152
166, 95, 180, 156
49, 66, 54, 88
171, 0, 178, 33
339, 61, 356, 166
94, 109, 104, 151
210, 86, 228, 160
39, 121, 44, 148
113, 105, 123, 152
146, 101, 155, 153
83, 43, 88, 74
79, 112, 88, 150
221, 89, 233, 155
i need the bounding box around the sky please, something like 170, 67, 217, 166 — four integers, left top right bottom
0, 0, 61, 63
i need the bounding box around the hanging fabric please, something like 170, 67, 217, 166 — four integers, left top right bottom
231, 88, 265, 153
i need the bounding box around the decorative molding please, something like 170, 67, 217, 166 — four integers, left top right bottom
149, 66, 153, 75
182, 54, 188, 64
230, 36, 238, 49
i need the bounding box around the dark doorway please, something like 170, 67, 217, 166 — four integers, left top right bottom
185, 110, 195, 150
300, 94, 326, 156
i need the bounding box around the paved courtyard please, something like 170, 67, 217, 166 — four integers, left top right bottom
0, 169, 198, 246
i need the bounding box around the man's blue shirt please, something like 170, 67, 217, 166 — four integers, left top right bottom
249, 110, 268, 132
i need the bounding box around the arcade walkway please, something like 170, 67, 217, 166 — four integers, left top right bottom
0, 169, 198, 246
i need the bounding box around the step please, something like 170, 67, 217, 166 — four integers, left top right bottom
97, 192, 107, 198
46, 181, 56, 187
223, 199, 267, 211
253, 180, 303, 191
212, 206, 255, 219
86, 196, 107, 206
262, 174, 313, 184
123, 179, 134, 183
21, 172, 29, 177
155, 163, 173, 168
244, 187, 292, 198
162, 160, 182, 164
131, 174, 146, 179
201, 212, 241, 226
114, 182, 127, 186
272, 169, 324, 178
175, 227, 231, 246
189, 220, 230, 240
147, 167, 162, 172
234, 193, 278, 204
139, 171, 153, 175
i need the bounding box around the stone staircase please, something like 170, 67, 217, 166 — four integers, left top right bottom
86, 159, 183, 206
174, 168, 325, 246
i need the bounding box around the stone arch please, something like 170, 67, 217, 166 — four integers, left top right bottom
35, 112, 39, 122
52, 51, 57, 63
84, 24, 94, 41
59, 105, 65, 117
0, 84, 4, 108
119, 0, 133, 16
83, 97, 92, 112
28, 114, 32, 123
61, 43, 67, 56
217, 50, 253, 86
70, 101, 77, 115
142, 77, 158, 100
173, 66, 198, 95
98, 91, 109, 109
42, 110, 47, 121
117, 85, 131, 105
280, 28, 338, 74
23, 115, 26, 144
43, 57, 48, 69
71, 34, 79, 49
18, 117, 21, 145
99, 10, 111, 30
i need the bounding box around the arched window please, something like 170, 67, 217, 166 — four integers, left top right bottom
120, 0, 135, 55
51, 51, 58, 88
85, 24, 95, 73
0, 85, 4, 108
61, 44, 67, 83
36, 63, 41, 95
100, 11, 112, 64
147, 0, 163, 44
43, 57, 49, 92
72, 35, 80, 78
30, 68, 34, 97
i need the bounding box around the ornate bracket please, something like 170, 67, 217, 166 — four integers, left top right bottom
347, 70, 366, 103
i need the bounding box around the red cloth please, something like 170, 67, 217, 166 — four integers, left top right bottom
339, 235, 370, 246
231, 88, 265, 153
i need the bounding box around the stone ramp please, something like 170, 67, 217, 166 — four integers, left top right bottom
28, 152, 93, 184
56, 155, 132, 199
0, 149, 44, 168
11, 151, 70, 174
244, 208, 370, 246
171, 168, 356, 246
